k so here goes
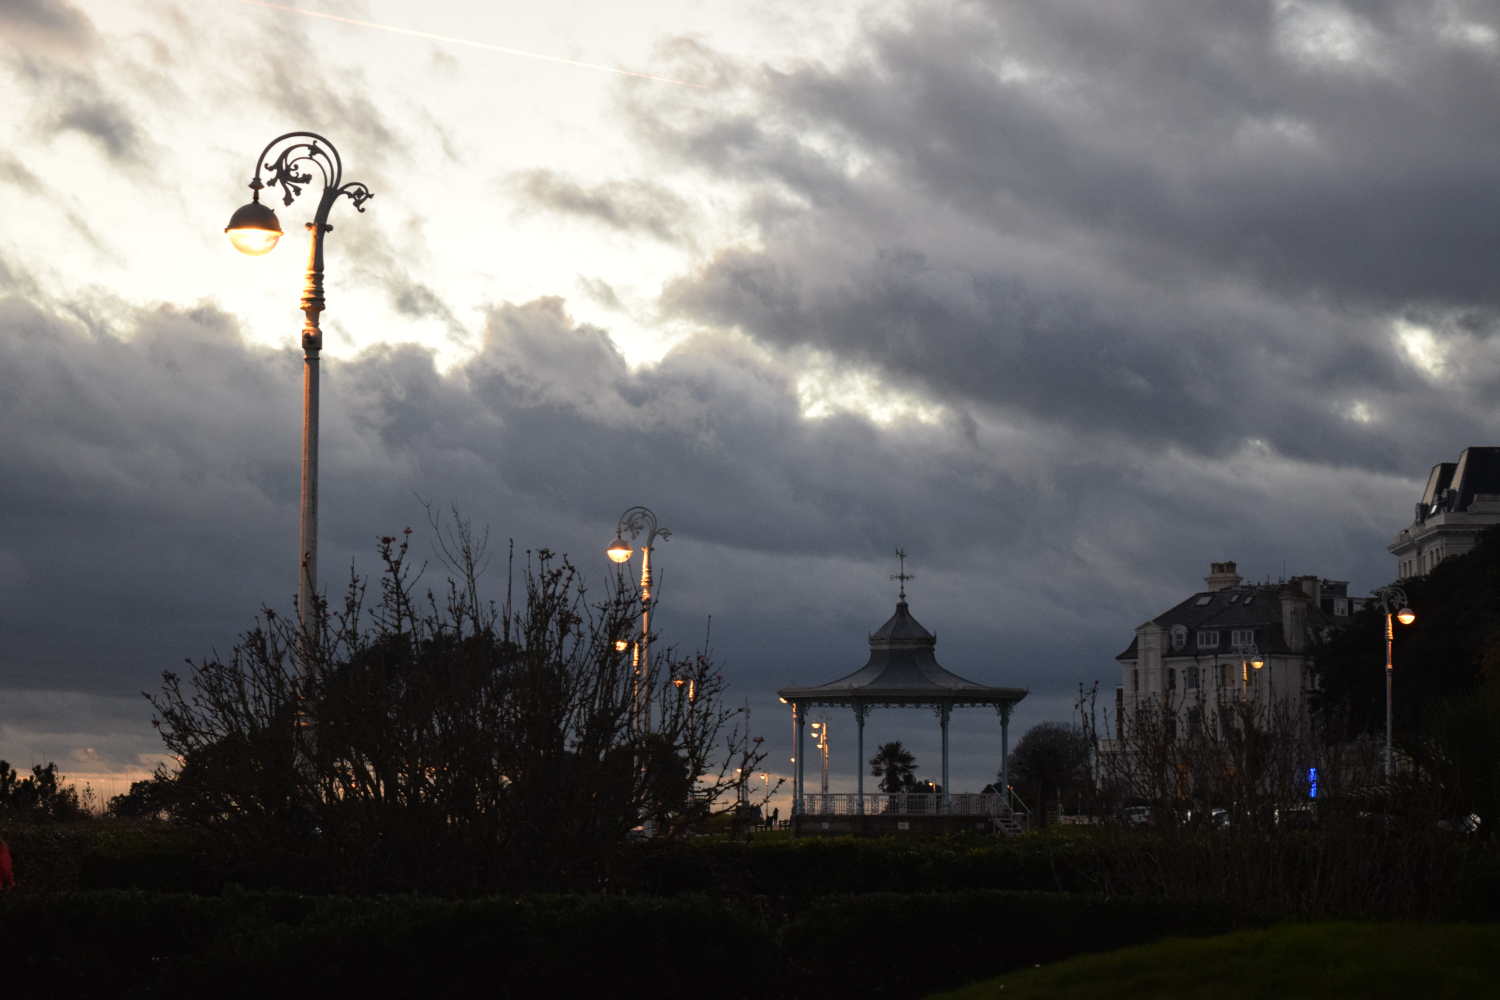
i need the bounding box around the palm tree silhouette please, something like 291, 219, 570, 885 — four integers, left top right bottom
868, 741, 917, 793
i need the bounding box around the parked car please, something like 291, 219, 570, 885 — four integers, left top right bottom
1274, 804, 1317, 829
1125, 805, 1152, 827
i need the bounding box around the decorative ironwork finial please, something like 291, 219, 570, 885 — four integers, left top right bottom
891, 548, 915, 601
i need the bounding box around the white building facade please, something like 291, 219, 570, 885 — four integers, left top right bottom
1113, 562, 1358, 741
1389, 447, 1500, 580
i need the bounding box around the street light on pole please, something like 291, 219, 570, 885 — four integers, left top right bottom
1374, 586, 1416, 779
1238, 641, 1265, 702
606, 506, 670, 734
226, 133, 372, 653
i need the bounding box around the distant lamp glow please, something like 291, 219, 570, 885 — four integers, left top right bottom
225, 199, 283, 256
606, 535, 633, 563
615, 640, 629, 652
1397, 608, 1416, 626
1250, 653, 1265, 670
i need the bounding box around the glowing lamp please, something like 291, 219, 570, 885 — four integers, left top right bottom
225, 200, 283, 256
1250, 654, 1264, 670
614, 640, 629, 652
1397, 608, 1416, 626
606, 535, 633, 563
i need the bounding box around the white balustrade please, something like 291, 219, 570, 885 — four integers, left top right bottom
799, 792, 1017, 816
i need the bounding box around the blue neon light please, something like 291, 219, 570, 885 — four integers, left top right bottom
1308, 767, 1318, 800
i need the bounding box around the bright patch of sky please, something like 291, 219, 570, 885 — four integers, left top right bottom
22, 0, 869, 371
795, 351, 945, 425
1273, 0, 1389, 74
1395, 319, 1447, 377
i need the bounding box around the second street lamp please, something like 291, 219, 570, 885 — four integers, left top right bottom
1374, 585, 1416, 779
226, 132, 372, 648
606, 506, 670, 734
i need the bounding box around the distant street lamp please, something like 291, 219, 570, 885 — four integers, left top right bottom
606, 506, 670, 733
1237, 641, 1265, 702
812, 718, 831, 795
1374, 586, 1416, 779
226, 133, 372, 646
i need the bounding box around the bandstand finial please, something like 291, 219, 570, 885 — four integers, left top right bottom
891, 548, 915, 601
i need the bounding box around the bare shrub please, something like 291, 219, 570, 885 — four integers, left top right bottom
1084, 685, 1462, 918
150, 512, 767, 892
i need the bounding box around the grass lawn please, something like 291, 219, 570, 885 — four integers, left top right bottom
927, 922, 1500, 1000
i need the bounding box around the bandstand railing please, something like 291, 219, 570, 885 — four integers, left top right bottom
800, 792, 1021, 818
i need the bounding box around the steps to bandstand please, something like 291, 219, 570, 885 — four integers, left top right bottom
991, 814, 1024, 836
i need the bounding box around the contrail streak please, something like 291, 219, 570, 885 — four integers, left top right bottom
223, 0, 709, 88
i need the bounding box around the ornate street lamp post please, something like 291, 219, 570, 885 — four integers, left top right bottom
606, 506, 670, 733
225, 132, 372, 649
1374, 586, 1416, 779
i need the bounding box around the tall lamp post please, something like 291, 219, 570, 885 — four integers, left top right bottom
606, 506, 670, 733
1374, 586, 1416, 779
225, 133, 372, 647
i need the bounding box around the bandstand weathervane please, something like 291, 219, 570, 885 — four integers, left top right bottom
777, 551, 1028, 836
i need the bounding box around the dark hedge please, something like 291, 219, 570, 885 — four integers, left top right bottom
66, 828, 1103, 897
0, 888, 1246, 1000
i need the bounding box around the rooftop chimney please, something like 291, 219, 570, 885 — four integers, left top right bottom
1281, 585, 1309, 652
1293, 574, 1322, 605
1204, 561, 1243, 591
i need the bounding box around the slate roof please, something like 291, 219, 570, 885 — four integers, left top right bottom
778, 600, 1027, 707
1115, 583, 1348, 662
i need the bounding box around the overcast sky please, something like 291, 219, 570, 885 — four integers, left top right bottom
3, 0, 1497, 807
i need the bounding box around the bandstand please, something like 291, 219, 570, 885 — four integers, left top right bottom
777, 565, 1028, 837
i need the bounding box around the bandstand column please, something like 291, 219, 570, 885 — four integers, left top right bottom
854, 700, 865, 815
794, 701, 806, 816
999, 702, 1013, 807
940, 701, 951, 812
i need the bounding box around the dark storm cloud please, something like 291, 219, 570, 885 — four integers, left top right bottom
0, 283, 1415, 781
630, 0, 1500, 476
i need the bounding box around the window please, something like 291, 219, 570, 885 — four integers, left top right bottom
1227, 594, 1240, 604
1197, 630, 1220, 649
1186, 666, 1200, 690
1231, 629, 1254, 646
1167, 667, 1177, 690
1243, 595, 1255, 606
1170, 624, 1187, 649
1187, 708, 1202, 737
1195, 595, 1213, 606
1133, 668, 1139, 692
1334, 598, 1348, 617
1168, 716, 1178, 740
1221, 663, 1233, 687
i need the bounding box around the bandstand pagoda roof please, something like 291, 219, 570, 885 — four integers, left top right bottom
777, 599, 1027, 708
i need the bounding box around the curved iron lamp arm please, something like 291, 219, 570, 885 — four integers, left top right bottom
245, 131, 373, 344
617, 505, 671, 550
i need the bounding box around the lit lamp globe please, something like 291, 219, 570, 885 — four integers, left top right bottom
225, 200, 283, 256
606, 536, 633, 563
1397, 607, 1416, 626
1250, 653, 1265, 670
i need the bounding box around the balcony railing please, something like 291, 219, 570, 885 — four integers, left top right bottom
799, 792, 1016, 817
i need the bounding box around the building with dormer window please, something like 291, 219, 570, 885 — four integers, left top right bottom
1389, 447, 1500, 580
1113, 562, 1359, 740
